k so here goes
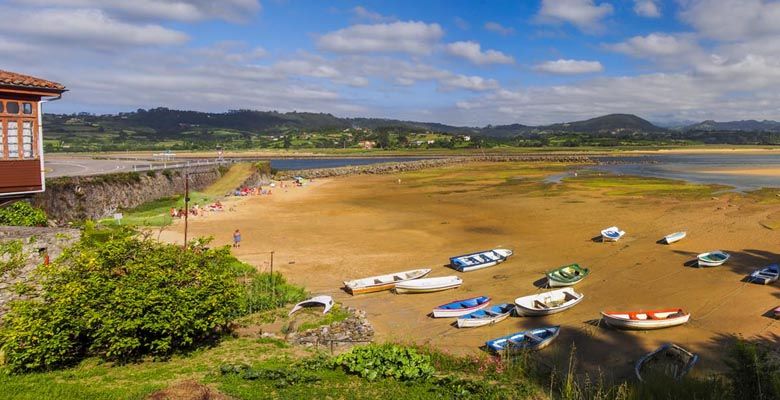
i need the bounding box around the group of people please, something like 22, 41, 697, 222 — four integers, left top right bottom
169, 200, 224, 218
233, 186, 273, 197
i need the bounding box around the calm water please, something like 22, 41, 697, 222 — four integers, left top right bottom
589, 154, 780, 191
269, 157, 426, 170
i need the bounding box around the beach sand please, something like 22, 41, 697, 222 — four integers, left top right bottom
159, 162, 780, 378
694, 167, 780, 176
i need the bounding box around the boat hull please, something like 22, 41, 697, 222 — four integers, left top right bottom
697, 251, 730, 267
602, 310, 690, 330
635, 343, 698, 382
486, 326, 560, 354
449, 248, 513, 272
456, 311, 511, 328
515, 288, 584, 316
395, 277, 463, 294
664, 232, 686, 244
748, 264, 779, 285
432, 298, 490, 318
344, 268, 431, 295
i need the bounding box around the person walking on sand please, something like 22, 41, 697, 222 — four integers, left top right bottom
233, 229, 242, 248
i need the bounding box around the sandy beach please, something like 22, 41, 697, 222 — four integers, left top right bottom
159, 162, 780, 379
694, 167, 780, 176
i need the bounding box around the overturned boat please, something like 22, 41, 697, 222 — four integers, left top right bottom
635, 343, 698, 382
289, 295, 334, 316
449, 248, 513, 272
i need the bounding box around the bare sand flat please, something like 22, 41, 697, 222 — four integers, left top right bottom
159, 162, 780, 378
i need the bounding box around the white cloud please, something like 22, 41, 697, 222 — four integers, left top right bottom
534, 59, 603, 74
0, 8, 188, 48
352, 6, 393, 23
679, 0, 780, 41
536, 0, 613, 32
440, 75, 499, 91
14, 0, 261, 22
484, 21, 515, 35
317, 21, 444, 54
608, 33, 699, 58
633, 0, 660, 17
445, 41, 514, 65
454, 17, 470, 30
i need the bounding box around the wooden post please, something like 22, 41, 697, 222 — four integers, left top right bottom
183, 171, 189, 249
270, 251, 275, 302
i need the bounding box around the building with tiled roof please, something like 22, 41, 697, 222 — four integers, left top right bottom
0, 70, 66, 196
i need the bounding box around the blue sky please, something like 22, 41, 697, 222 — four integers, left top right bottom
3, 0, 780, 126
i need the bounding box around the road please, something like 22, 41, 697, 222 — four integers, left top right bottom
44, 156, 162, 178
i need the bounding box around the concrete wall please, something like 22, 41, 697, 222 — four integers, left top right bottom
33, 166, 224, 223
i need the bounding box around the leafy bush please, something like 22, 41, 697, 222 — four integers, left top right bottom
219, 363, 321, 388
0, 226, 244, 372
0, 202, 47, 227
726, 339, 780, 400
0, 240, 26, 276
333, 344, 435, 381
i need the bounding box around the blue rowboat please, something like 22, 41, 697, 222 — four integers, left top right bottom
485, 326, 560, 354
449, 248, 513, 272
432, 296, 490, 318
748, 264, 779, 285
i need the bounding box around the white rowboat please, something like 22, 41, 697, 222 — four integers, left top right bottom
697, 250, 730, 267
514, 288, 584, 316
343, 268, 431, 295
394, 276, 463, 294
663, 231, 687, 244
601, 308, 690, 330
601, 226, 626, 242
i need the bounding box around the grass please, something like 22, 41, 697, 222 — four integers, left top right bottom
99, 191, 213, 227
296, 304, 351, 332
561, 173, 724, 199
203, 163, 257, 197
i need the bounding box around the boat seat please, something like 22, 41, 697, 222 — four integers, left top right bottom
393, 276, 403, 281
534, 300, 550, 309
628, 312, 639, 320
645, 312, 660, 320
559, 270, 574, 279
524, 332, 543, 342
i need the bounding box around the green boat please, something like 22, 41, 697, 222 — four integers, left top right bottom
546, 264, 589, 287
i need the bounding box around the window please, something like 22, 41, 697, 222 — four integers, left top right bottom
22, 121, 33, 158
6, 102, 19, 114
22, 103, 32, 115
0, 102, 4, 113
7, 121, 18, 158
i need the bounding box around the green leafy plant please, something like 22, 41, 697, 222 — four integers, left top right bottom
240, 271, 307, 314
0, 202, 47, 227
333, 344, 435, 381
0, 240, 26, 276
726, 339, 780, 400
0, 226, 244, 373
219, 363, 321, 388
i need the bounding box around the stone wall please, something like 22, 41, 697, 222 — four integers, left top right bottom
0, 226, 81, 317
33, 166, 224, 223
286, 307, 374, 352
275, 154, 593, 179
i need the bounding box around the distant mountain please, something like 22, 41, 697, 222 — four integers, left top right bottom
684, 119, 780, 132
542, 114, 666, 134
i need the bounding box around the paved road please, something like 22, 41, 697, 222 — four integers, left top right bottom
44, 156, 161, 178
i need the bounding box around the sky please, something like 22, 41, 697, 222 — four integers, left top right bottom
4, 0, 780, 126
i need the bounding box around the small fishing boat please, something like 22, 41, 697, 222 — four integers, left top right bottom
697, 250, 730, 267
456, 303, 514, 328
394, 276, 463, 294
635, 343, 698, 382
601, 308, 690, 330
449, 248, 513, 272
546, 264, 590, 287
432, 296, 490, 318
343, 268, 432, 295
748, 264, 779, 285
486, 326, 560, 354
601, 226, 626, 242
663, 231, 687, 244
514, 288, 584, 316
289, 295, 334, 316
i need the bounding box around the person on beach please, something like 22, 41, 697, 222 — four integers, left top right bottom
233, 229, 242, 248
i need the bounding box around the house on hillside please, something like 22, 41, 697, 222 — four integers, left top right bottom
0, 70, 66, 197
358, 140, 376, 149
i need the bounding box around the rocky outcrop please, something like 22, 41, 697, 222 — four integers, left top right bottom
275, 155, 593, 179
0, 226, 81, 317
33, 167, 223, 223
286, 307, 374, 351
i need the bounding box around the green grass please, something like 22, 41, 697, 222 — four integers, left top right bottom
99, 191, 213, 227
562, 173, 725, 198
296, 304, 350, 332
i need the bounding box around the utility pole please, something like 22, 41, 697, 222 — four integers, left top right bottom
270, 251, 275, 302
183, 171, 190, 249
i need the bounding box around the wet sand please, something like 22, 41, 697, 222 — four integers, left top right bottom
159, 162, 780, 378
694, 167, 780, 176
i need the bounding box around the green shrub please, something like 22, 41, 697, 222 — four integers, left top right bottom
0, 226, 244, 373
0, 202, 47, 227
0, 240, 26, 276
333, 344, 435, 381
726, 339, 780, 400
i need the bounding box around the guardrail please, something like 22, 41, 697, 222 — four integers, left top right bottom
130, 158, 231, 172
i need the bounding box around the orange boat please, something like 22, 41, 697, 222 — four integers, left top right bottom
601, 308, 690, 330
343, 268, 431, 295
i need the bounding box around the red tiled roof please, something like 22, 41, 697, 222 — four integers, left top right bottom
0, 70, 65, 91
